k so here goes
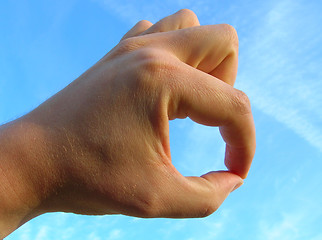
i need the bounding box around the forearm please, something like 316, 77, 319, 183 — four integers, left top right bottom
0, 119, 58, 238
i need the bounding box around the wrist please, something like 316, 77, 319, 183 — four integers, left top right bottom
0, 118, 62, 238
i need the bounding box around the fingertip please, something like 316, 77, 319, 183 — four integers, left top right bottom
231, 178, 243, 192
224, 144, 254, 179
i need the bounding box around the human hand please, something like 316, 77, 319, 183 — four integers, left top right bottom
0, 9, 255, 237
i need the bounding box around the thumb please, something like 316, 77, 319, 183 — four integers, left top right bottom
159, 171, 243, 218
200, 171, 244, 195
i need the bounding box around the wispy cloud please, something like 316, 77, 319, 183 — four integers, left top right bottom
18, 222, 32, 240
311, 233, 322, 240
155, 208, 233, 240
93, 0, 211, 25
61, 227, 75, 239
35, 226, 49, 240
107, 229, 122, 240
257, 207, 322, 240
238, 0, 322, 151
88, 232, 102, 240
259, 212, 301, 240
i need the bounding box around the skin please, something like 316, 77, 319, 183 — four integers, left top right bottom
0, 9, 255, 239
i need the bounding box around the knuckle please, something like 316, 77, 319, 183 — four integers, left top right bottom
219, 23, 239, 52
135, 49, 165, 75
135, 47, 164, 63
131, 48, 176, 90
116, 37, 145, 55
135, 48, 177, 77
232, 89, 251, 115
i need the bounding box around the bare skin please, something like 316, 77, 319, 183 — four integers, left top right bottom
0, 9, 255, 238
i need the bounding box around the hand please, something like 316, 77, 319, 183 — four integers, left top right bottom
0, 9, 255, 237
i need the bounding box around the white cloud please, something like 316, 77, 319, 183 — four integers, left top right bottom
311, 233, 322, 240
35, 226, 49, 240
18, 223, 32, 240
155, 208, 233, 240
88, 232, 102, 240
237, 0, 322, 151
93, 0, 211, 25
106, 229, 122, 240
259, 213, 300, 240
61, 227, 75, 239
255, 179, 322, 240
198, 208, 234, 240
257, 209, 320, 240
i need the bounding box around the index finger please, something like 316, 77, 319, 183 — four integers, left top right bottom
168, 62, 255, 178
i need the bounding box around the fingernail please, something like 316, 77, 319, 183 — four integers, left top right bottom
231, 180, 243, 192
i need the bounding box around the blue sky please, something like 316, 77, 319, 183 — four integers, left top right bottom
1, 0, 322, 239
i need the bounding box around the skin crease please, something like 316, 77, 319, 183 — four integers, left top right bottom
0, 9, 255, 238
